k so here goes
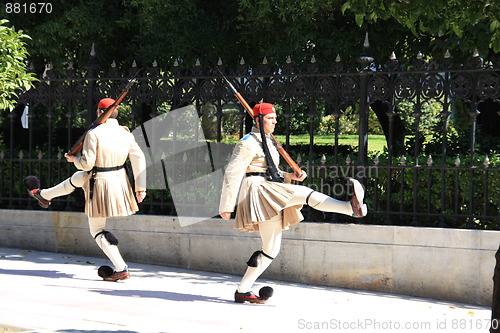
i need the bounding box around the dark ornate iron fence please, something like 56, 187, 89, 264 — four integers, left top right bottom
1, 46, 499, 229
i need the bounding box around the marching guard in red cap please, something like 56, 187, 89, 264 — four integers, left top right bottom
26, 98, 147, 281
219, 102, 367, 304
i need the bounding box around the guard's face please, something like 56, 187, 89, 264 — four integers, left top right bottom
261, 113, 277, 134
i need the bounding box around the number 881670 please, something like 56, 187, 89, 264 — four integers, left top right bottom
5, 3, 53, 14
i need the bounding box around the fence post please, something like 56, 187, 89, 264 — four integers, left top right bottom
85, 43, 98, 126
8, 111, 15, 209
356, 33, 374, 168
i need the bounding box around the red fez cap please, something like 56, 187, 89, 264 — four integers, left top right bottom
252, 103, 276, 117
98, 98, 116, 109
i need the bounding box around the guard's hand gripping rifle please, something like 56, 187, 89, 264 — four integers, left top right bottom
218, 71, 303, 177
67, 75, 138, 156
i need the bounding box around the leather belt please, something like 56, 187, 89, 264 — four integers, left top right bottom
246, 172, 268, 178
89, 164, 125, 199
93, 165, 125, 172
246, 171, 284, 183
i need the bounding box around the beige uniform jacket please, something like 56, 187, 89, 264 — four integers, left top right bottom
219, 127, 303, 232
73, 118, 146, 218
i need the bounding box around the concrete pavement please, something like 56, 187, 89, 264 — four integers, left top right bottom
0, 247, 493, 333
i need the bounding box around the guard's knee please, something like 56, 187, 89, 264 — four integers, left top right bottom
94, 230, 119, 246
246, 250, 275, 267
60, 178, 77, 194
306, 190, 328, 208
262, 245, 281, 259
69, 171, 86, 188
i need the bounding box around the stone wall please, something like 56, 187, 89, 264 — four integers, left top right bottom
0, 209, 497, 306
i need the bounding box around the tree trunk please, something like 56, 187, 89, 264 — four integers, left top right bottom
370, 100, 407, 156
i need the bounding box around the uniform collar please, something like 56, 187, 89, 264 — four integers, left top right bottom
105, 118, 119, 125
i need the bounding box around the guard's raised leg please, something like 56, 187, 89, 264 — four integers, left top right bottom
26, 171, 87, 208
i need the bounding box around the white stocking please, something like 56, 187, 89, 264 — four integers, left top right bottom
40, 171, 87, 200
286, 185, 353, 216
237, 214, 282, 293
89, 217, 127, 272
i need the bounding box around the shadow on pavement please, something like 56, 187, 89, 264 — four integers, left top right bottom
89, 288, 231, 304
0, 268, 74, 279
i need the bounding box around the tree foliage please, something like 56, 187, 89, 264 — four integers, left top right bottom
2, 0, 134, 72
0, 19, 36, 111
342, 0, 500, 57
4, 0, 498, 73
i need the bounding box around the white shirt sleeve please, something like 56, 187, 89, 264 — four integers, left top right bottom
218, 140, 256, 214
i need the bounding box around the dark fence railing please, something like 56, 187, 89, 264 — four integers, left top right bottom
1, 48, 499, 229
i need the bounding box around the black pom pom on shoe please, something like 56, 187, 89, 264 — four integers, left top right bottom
259, 286, 274, 299
25, 175, 41, 190
98, 265, 114, 278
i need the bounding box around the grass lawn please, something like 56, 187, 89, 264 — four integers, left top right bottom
227, 134, 388, 153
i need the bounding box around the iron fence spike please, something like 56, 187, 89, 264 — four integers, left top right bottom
484, 155, 490, 167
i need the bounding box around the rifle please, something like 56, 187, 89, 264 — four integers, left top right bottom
67, 75, 138, 156
218, 70, 303, 177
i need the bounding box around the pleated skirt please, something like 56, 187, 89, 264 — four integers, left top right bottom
82, 169, 139, 218
234, 177, 304, 232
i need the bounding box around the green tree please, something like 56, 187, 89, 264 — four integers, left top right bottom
5, 0, 497, 72
342, 0, 500, 59
0, 19, 36, 111
235, 0, 423, 68
1, 0, 135, 73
